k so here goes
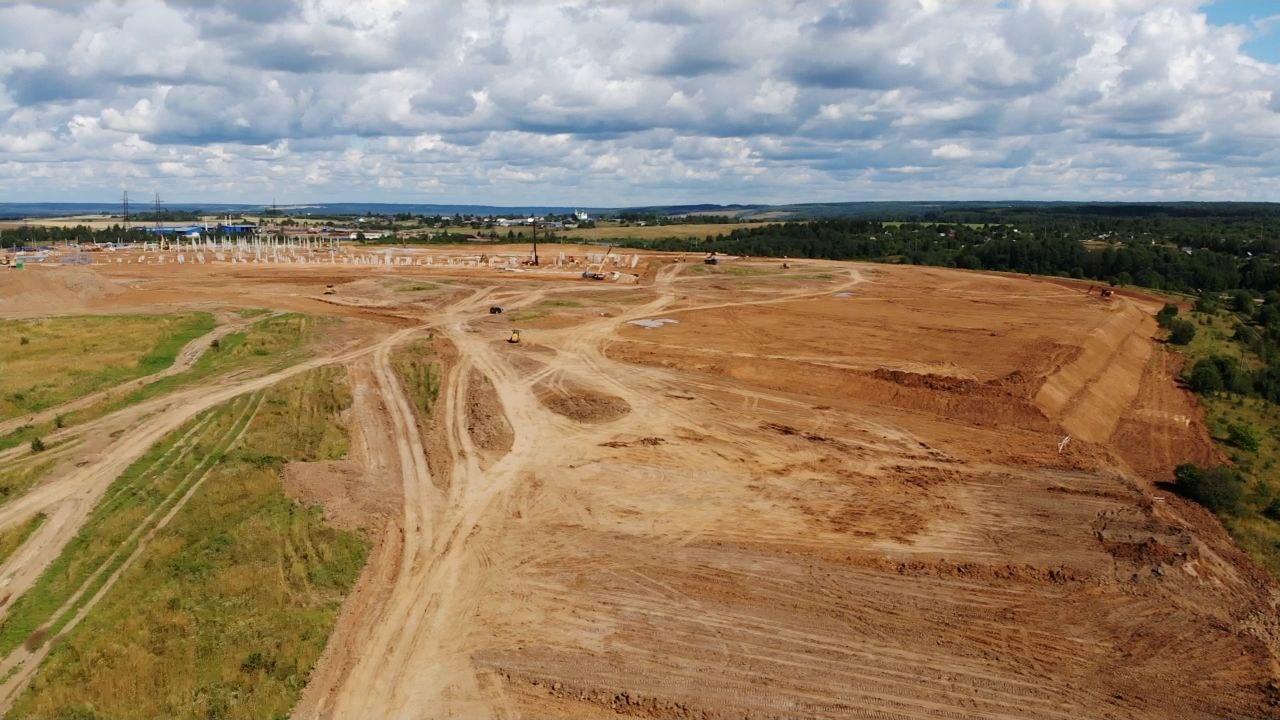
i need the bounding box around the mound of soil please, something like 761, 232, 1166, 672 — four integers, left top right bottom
0, 267, 122, 314
537, 383, 631, 423
467, 369, 514, 456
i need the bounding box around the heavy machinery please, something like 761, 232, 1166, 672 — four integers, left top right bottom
704, 252, 719, 265
508, 329, 521, 344
581, 244, 615, 281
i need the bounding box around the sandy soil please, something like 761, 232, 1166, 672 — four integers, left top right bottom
0, 252, 1277, 719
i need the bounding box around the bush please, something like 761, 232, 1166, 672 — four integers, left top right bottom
1188, 359, 1223, 393
1156, 303, 1179, 329
1173, 463, 1245, 515
1195, 294, 1219, 314
18, 336, 29, 346
1167, 318, 1197, 345
29, 437, 45, 453
1256, 364, 1280, 404
1232, 289, 1255, 315
1227, 423, 1261, 452
1234, 324, 1259, 346
1192, 355, 1253, 395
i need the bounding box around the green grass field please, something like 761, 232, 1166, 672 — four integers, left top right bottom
0, 314, 318, 453
0, 314, 214, 422
9, 366, 364, 720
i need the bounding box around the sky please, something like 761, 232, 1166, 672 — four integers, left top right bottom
2, 1, 1280, 206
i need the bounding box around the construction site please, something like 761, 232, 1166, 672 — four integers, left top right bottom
0, 241, 1276, 719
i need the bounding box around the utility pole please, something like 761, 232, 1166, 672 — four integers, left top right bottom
531, 220, 539, 265
122, 190, 130, 231
154, 192, 162, 249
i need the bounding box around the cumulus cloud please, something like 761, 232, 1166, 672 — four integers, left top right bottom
0, 0, 1278, 203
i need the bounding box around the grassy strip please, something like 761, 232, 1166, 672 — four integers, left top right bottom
107, 314, 316, 412
391, 340, 442, 416
0, 515, 47, 569
136, 314, 217, 374
0, 314, 316, 453
1, 313, 213, 422
10, 367, 363, 720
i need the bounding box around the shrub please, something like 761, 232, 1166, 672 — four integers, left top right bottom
18, 336, 29, 346
1227, 423, 1261, 452
1200, 355, 1253, 394
1156, 303, 1179, 328
1232, 290, 1256, 316
29, 437, 46, 453
1256, 364, 1280, 404
54, 414, 64, 429
1234, 324, 1259, 346
1167, 318, 1196, 345
1195, 294, 1219, 314
1173, 463, 1245, 516
1188, 359, 1223, 393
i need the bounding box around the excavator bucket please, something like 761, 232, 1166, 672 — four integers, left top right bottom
508, 329, 521, 344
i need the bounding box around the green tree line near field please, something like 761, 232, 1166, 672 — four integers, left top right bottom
624, 215, 1280, 294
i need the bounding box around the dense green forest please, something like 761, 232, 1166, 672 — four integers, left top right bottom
625, 214, 1280, 294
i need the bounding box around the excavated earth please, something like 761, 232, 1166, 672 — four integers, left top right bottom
1, 248, 1277, 719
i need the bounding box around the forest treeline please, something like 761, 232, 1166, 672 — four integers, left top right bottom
627, 215, 1280, 294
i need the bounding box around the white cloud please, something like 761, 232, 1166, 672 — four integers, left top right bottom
932, 144, 974, 160
0, 0, 1278, 204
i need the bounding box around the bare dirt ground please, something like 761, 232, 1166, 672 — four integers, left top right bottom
1, 248, 1277, 719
